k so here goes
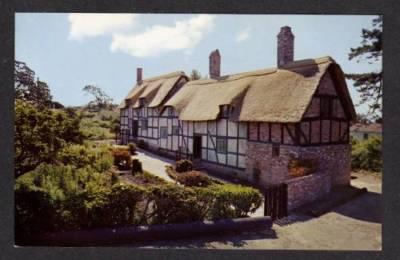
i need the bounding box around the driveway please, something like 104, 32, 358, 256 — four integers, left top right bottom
132, 149, 175, 182
126, 171, 382, 250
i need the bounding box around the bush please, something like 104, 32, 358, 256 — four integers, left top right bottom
14, 100, 84, 176
175, 159, 193, 173
196, 184, 263, 220
137, 139, 148, 150
288, 158, 318, 178
128, 143, 137, 155
176, 171, 212, 187
147, 184, 203, 225
130, 171, 167, 186
112, 150, 132, 171
352, 136, 382, 172
57, 144, 113, 172
131, 159, 143, 174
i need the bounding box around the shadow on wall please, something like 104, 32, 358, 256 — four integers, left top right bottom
332, 191, 382, 224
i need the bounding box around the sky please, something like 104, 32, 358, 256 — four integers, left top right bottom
15, 13, 381, 114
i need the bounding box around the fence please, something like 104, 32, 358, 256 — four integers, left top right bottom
264, 183, 288, 220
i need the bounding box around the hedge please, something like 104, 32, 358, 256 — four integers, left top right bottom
15, 165, 263, 239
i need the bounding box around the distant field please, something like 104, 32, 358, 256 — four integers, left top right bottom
75, 106, 119, 141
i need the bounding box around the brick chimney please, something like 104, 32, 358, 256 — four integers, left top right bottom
277, 26, 294, 67
209, 49, 221, 79
137, 67, 143, 83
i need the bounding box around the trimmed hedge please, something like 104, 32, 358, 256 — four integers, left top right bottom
112, 150, 132, 171
176, 171, 212, 187
15, 165, 263, 239
175, 159, 193, 173
128, 143, 137, 155
131, 159, 143, 174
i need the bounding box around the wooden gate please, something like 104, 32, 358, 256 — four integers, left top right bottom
264, 183, 288, 220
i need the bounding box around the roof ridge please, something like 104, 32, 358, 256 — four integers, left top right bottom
142, 71, 185, 82
187, 56, 335, 86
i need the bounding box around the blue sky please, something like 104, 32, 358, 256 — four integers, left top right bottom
15, 13, 381, 114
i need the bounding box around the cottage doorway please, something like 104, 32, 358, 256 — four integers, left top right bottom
132, 120, 138, 138
193, 135, 202, 159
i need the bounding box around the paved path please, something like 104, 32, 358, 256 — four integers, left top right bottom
132, 149, 265, 216
132, 149, 175, 182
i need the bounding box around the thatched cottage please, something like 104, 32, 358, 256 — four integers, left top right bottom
119, 26, 356, 209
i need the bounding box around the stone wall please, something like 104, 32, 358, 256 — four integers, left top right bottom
285, 172, 331, 210
245, 142, 351, 187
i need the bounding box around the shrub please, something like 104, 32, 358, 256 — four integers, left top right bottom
147, 184, 203, 225
288, 158, 318, 178
176, 171, 212, 187
131, 159, 143, 174
57, 144, 113, 173
175, 159, 193, 173
112, 150, 132, 171
196, 184, 263, 220
137, 139, 148, 150
130, 171, 167, 186
14, 100, 84, 176
128, 143, 137, 155
352, 136, 382, 172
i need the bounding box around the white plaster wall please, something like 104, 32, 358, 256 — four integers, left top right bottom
227, 139, 237, 153
227, 121, 238, 136
217, 119, 227, 136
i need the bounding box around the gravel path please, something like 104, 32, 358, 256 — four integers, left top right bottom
131, 150, 175, 182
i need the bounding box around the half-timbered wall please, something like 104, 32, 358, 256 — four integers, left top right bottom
298, 72, 349, 146
119, 108, 129, 144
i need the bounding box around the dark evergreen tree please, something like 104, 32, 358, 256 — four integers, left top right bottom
345, 16, 382, 116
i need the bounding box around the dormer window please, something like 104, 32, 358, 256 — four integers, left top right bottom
220, 105, 233, 118
139, 98, 146, 107
168, 107, 174, 117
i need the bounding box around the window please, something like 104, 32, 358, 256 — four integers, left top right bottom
363, 133, 369, 140
160, 127, 168, 138
272, 143, 280, 157
320, 97, 332, 117
172, 126, 179, 135
220, 105, 231, 118
216, 137, 227, 153
168, 107, 174, 117
141, 119, 148, 130
139, 98, 146, 107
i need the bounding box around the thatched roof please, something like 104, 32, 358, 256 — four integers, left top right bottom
165, 56, 356, 122
118, 71, 187, 109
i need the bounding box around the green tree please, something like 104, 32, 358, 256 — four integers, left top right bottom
15, 61, 53, 107
83, 85, 113, 110
345, 16, 382, 116
14, 100, 84, 176
190, 69, 202, 80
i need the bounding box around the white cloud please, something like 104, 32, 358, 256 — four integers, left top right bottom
68, 13, 138, 40
236, 27, 251, 42
110, 15, 215, 57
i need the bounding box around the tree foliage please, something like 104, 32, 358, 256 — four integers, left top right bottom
190, 69, 202, 80
83, 85, 113, 110
351, 136, 382, 172
15, 60, 53, 107
14, 100, 84, 176
345, 16, 382, 116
